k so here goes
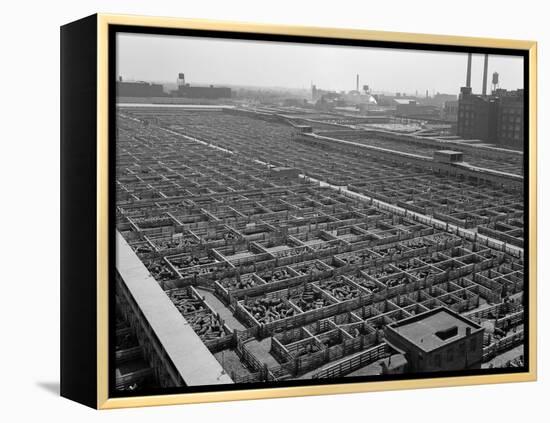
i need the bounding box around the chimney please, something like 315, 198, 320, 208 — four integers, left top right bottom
466, 53, 472, 88
356, 74, 359, 92
482, 54, 489, 96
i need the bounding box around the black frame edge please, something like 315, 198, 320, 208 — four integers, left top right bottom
60, 13, 98, 409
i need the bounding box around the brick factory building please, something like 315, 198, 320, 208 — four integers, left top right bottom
457, 87, 524, 149
496, 89, 525, 148
457, 87, 498, 143
443, 100, 459, 122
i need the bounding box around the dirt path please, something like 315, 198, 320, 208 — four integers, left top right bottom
244, 338, 280, 367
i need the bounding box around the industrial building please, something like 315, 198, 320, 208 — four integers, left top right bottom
457, 86, 498, 142
457, 55, 524, 149
174, 85, 232, 99
312, 75, 377, 108
114, 104, 525, 392
173, 72, 232, 99
116, 78, 165, 97
496, 89, 525, 147
423, 93, 458, 108
394, 99, 441, 120
443, 100, 459, 122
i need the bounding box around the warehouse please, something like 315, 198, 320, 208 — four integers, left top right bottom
385, 307, 484, 372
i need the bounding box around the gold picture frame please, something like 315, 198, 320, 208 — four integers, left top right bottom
61, 13, 537, 409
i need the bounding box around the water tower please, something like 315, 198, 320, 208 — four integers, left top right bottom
177, 72, 186, 87
492, 72, 499, 92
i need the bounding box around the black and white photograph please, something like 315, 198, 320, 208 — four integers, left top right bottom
112, 30, 528, 396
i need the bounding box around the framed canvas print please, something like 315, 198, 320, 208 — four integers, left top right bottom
60, 14, 537, 409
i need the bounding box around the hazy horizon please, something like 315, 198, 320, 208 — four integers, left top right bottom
116, 33, 524, 95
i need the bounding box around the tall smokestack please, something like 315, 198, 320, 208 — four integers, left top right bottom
482, 54, 489, 96
466, 53, 472, 88
356, 74, 359, 92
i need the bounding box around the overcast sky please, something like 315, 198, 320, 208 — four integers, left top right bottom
116, 33, 524, 95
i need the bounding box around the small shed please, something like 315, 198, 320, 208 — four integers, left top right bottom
433, 150, 464, 164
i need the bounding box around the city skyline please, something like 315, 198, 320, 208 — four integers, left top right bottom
117, 32, 524, 95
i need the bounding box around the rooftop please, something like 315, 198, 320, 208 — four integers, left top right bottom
435, 150, 463, 156
394, 99, 417, 105
387, 307, 482, 352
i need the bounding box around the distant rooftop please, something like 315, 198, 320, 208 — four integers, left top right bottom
435, 150, 463, 155
387, 307, 482, 352
394, 99, 417, 105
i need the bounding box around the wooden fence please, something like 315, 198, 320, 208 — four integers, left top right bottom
483, 329, 524, 362
311, 343, 390, 379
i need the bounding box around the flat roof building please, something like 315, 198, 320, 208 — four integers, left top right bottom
174, 84, 232, 99
385, 307, 484, 373
117, 80, 165, 98
394, 99, 440, 120
433, 150, 464, 164
269, 166, 301, 180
